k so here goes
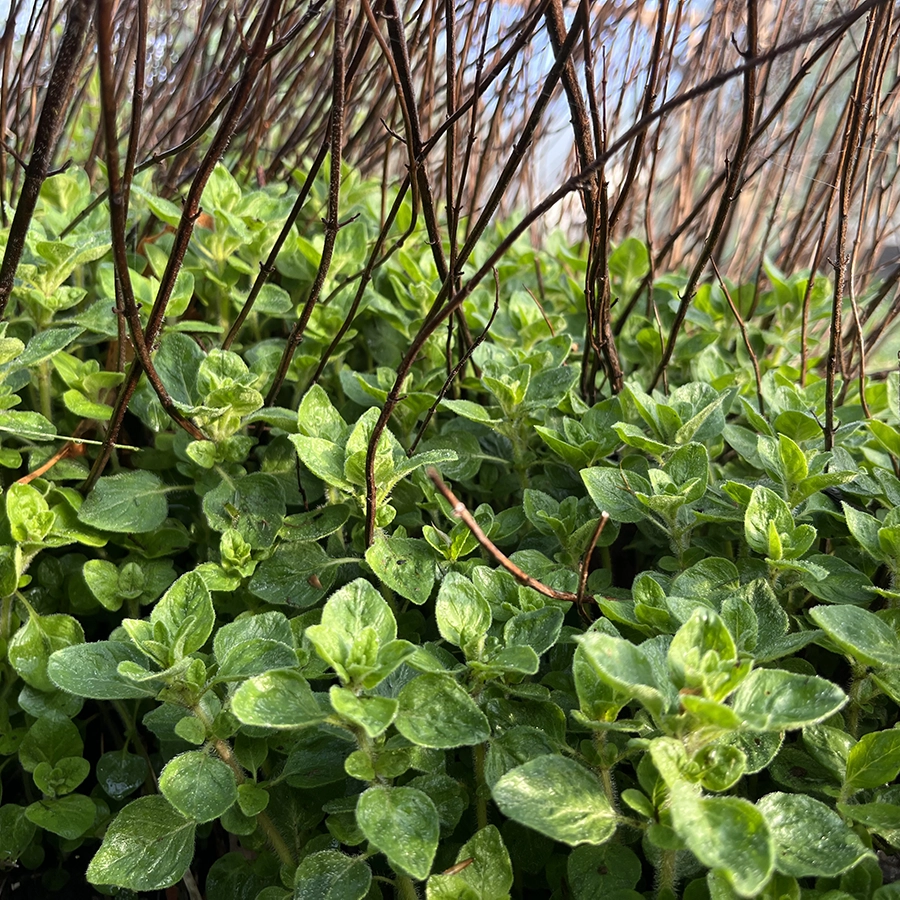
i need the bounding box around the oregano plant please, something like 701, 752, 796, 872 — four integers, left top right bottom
1, 3, 900, 895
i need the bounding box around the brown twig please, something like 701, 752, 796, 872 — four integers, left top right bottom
16, 441, 83, 485
0, 0, 91, 319
364, 0, 887, 541
710, 256, 764, 416
86, 0, 285, 490
825, 4, 890, 449
427, 468, 591, 607
225, 1, 378, 353
264, 0, 347, 406
576, 512, 609, 621
647, 0, 759, 391
95, 0, 205, 441
408, 268, 501, 456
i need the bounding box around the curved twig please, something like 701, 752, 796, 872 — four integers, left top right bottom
428, 468, 592, 606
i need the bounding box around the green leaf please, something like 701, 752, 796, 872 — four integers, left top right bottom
330, 686, 398, 738
581, 467, 649, 523
0, 805, 37, 863
78, 471, 168, 533
396, 674, 490, 748
150, 571, 214, 657
25, 793, 96, 840
870, 420, 900, 458
282, 726, 354, 788
96, 751, 148, 800
293, 850, 372, 900
803, 725, 854, 781
356, 786, 439, 880
14, 326, 84, 368
297, 384, 347, 442
757, 792, 871, 877
426, 825, 513, 900
159, 751, 238, 823
503, 607, 564, 656
809, 605, 900, 668
82, 559, 122, 610
436, 572, 492, 652
366, 533, 436, 605
0, 409, 57, 441
665, 443, 709, 501
7, 481, 52, 543
492, 755, 616, 846
573, 641, 629, 724
213, 611, 298, 680
231, 670, 325, 729
730, 669, 846, 731
249, 541, 335, 607
48, 641, 160, 699
675, 391, 731, 446
613, 422, 672, 459
566, 844, 643, 900
695, 742, 747, 791
473, 644, 540, 677
842, 503, 885, 561
86, 795, 196, 891
837, 801, 900, 833
797, 555, 873, 606
441, 398, 502, 425
291, 435, 353, 491
667, 608, 742, 701
484, 726, 558, 789
669, 786, 773, 897
32, 756, 89, 795
305, 579, 397, 682
844, 729, 900, 794
577, 632, 668, 719
279, 504, 351, 541
745, 486, 793, 557
237, 783, 268, 817
8, 608, 84, 692
407, 773, 467, 836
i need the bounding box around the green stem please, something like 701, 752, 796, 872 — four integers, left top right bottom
111, 699, 157, 792
600, 544, 612, 581
193, 704, 296, 868
847, 663, 867, 741
396, 873, 420, 900
592, 731, 618, 811
38, 361, 52, 421
1, 594, 13, 644
473, 742, 489, 830
657, 848, 677, 898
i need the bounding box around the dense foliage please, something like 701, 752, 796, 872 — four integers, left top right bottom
0, 160, 899, 900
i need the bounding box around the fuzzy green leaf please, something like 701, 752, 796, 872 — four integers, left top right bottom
492, 755, 616, 846
48, 641, 160, 699
293, 850, 371, 900
86, 795, 195, 891
159, 751, 238, 823
669, 787, 773, 897
844, 729, 900, 794
356, 786, 439, 880
396, 674, 490, 748
730, 669, 846, 731
78, 471, 168, 533
809, 605, 900, 668
757, 792, 872, 877
231, 670, 325, 729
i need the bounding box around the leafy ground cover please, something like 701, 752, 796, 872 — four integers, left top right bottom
0, 160, 900, 900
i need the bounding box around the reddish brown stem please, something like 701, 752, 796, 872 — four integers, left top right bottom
428, 468, 591, 607
0, 0, 91, 319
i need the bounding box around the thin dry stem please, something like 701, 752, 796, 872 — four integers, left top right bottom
427, 468, 592, 607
